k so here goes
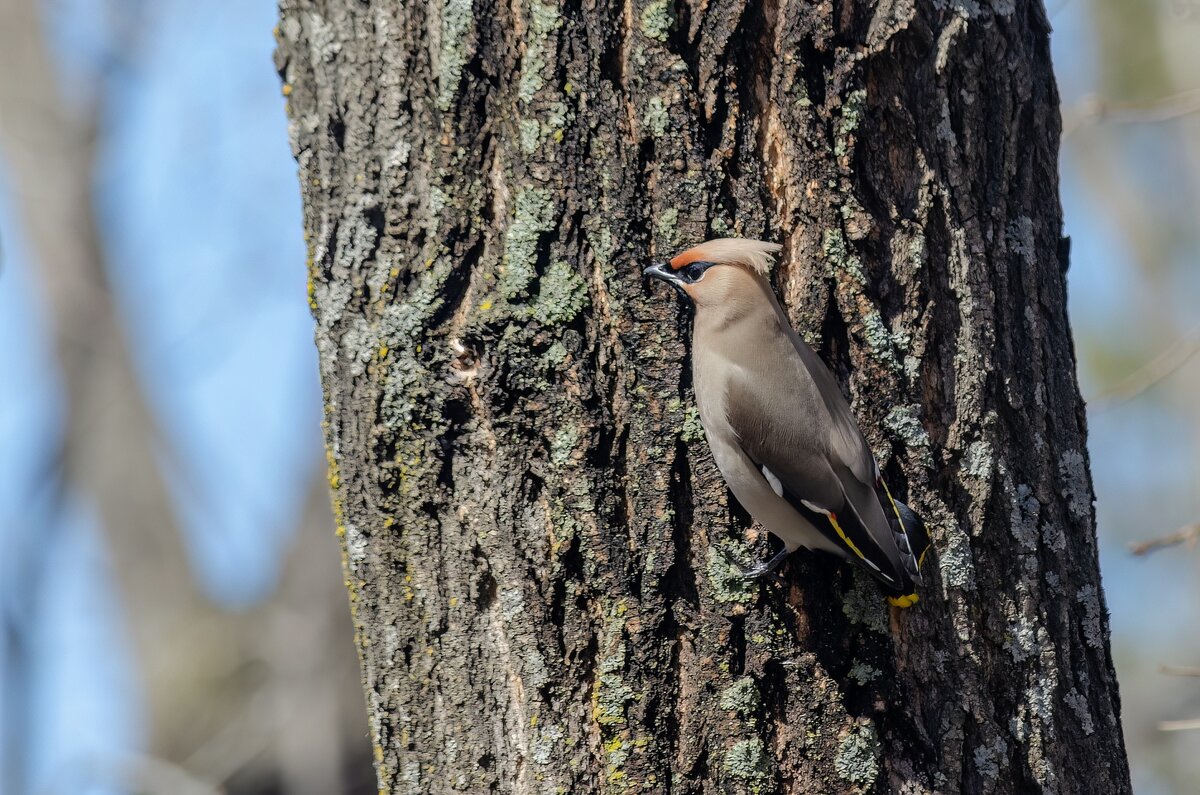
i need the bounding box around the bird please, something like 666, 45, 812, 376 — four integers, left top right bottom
643, 238, 930, 607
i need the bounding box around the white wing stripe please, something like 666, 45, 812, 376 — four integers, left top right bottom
761, 465, 784, 498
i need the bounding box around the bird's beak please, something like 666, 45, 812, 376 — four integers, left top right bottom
643, 262, 675, 282
643, 262, 687, 298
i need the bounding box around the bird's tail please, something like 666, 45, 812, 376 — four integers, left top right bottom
890, 500, 930, 582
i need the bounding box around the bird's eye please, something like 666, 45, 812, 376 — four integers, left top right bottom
684, 262, 707, 281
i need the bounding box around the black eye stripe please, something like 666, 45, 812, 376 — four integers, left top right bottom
681, 260, 714, 282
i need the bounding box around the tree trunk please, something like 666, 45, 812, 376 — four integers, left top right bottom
276, 0, 1130, 791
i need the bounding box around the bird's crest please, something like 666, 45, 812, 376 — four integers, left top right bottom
669, 238, 783, 276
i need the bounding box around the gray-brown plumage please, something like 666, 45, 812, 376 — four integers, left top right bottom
644, 238, 928, 606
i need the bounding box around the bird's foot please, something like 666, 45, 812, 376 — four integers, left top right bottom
739, 546, 792, 586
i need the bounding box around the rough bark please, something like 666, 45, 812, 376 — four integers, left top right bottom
276, 0, 1130, 792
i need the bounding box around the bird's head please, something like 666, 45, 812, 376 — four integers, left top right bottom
643, 238, 783, 308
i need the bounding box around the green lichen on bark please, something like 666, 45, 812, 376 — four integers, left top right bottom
639, 0, 672, 41
533, 260, 589, 325
720, 677, 761, 716
518, 0, 562, 103
501, 187, 556, 300
644, 96, 669, 138
835, 722, 881, 786
724, 738, 770, 785
435, 0, 474, 111
705, 542, 756, 605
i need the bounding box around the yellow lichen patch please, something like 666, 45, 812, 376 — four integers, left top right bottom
326, 448, 341, 490
281, 83, 293, 96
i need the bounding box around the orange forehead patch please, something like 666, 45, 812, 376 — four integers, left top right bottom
669, 248, 706, 270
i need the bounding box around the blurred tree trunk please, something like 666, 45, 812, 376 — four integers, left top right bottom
0, 1, 370, 791
277, 0, 1131, 791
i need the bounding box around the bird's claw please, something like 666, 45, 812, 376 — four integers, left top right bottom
733, 546, 792, 586
740, 561, 779, 580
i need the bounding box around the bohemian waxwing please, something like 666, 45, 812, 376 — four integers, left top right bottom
644, 238, 930, 607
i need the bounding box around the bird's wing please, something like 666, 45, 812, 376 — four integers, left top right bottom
724, 335, 915, 593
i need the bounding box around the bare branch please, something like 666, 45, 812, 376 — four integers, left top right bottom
1159, 665, 1200, 678
1129, 524, 1200, 557
1159, 719, 1200, 732
1063, 90, 1200, 137
1091, 328, 1200, 409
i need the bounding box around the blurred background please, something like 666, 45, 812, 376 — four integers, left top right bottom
0, 0, 1196, 793
0, 1, 373, 793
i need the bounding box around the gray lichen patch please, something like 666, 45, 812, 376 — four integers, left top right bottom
841, 569, 889, 634
550, 424, 581, 465
706, 541, 757, 605
680, 404, 705, 443
1076, 585, 1104, 650
594, 659, 634, 729
517, 1, 562, 104
960, 438, 995, 481
519, 102, 570, 156
1006, 215, 1036, 266
723, 738, 770, 783
666, 397, 706, 444
643, 96, 669, 138
719, 677, 761, 716
1004, 596, 1039, 663
1057, 449, 1091, 521
820, 227, 864, 281
533, 260, 589, 326
501, 187, 556, 300
1063, 688, 1095, 735
530, 724, 564, 765
937, 524, 975, 590
860, 309, 901, 368
834, 721, 880, 785
639, 0, 673, 41
1009, 483, 1040, 552
973, 735, 1007, 781
834, 89, 867, 160
847, 661, 881, 684
655, 207, 680, 249
884, 403, 934, 468
529, 0, 561, 35
519, 118, 541, 154
435, 0, 474, 111
1041, 521, 1066, 553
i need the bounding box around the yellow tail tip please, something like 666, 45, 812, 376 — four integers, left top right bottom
887, 593, 919, 608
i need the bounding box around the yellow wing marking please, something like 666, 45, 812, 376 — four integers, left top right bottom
827, 512, 867, 562
880, 475, 928, 568
878, 476, 905, 526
